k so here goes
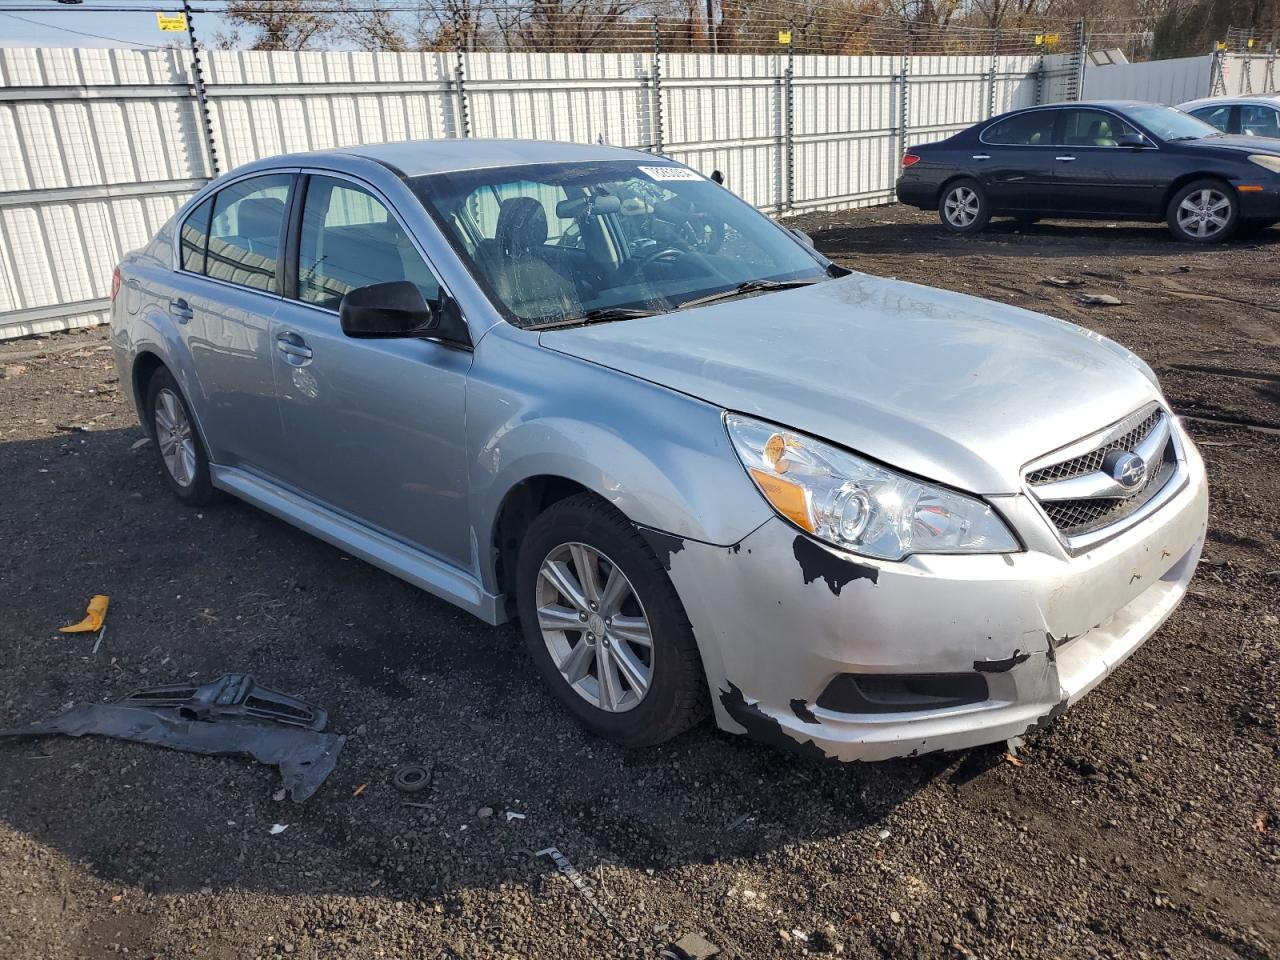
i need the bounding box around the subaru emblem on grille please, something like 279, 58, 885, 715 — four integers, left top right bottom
1105, 450, 1147, 490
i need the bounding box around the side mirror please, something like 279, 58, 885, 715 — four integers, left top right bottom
791, 227, 816, 248
710, 170, 725, 185
339, 281, 437, 339
1116, 133, 1148, 148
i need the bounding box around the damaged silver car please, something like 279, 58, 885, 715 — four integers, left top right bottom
111, 140, 1208, 761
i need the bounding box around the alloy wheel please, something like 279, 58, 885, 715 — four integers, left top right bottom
535, 542, 654, 713
154, 387, 197, 488
1177, 188, 1231, 239
944, 186, 980, 227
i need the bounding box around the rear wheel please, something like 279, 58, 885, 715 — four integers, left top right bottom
939, 179, 991, 234
146, 367, 216, 506
1167, 179, 1238, 243
515, 493, 708, 747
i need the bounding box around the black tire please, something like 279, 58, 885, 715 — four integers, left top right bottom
1166, 178, 1239, 243
938, 178, 992, 234
515, 493, 709, 747
145, 366, 217, 506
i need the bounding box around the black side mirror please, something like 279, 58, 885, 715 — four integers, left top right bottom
710, 170, 725, 185
1116, 133, 1148, 148
339, 281, 437, 339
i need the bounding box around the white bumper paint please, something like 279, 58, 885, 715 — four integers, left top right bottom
666, 428, 1209, 762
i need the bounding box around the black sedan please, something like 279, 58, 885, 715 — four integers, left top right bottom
895, 100, 1280, 242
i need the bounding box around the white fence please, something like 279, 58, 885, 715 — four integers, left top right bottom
0, 45, 1083, 338
1082, 54, 1213, 104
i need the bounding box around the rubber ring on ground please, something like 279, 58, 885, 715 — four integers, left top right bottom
393, 764, 431, 794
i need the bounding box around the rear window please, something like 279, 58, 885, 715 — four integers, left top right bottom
983, 111, 1055, 146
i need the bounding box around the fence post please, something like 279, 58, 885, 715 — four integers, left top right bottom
182, 0, 219, 178
784, 32, 794, 214
453, 37, 471, 138
1073, 18, 1088, 101
896, 51, 911, 197
986, 28, 998, 117
1034, 53, 1045, 105
651, 17, 664, 154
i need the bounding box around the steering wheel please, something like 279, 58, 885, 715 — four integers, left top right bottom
620, 245, 688, 282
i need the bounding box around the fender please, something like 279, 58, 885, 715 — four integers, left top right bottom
466, 326, 773, 591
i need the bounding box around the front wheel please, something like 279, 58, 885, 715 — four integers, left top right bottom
515, 493, 709, 747
939, 179, 991, 234
1167, 179, 1238, 243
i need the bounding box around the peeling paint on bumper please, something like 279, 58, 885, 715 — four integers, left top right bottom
667, 435, 1208, 762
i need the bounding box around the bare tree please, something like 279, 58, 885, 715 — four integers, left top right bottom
218, 0, 340, 50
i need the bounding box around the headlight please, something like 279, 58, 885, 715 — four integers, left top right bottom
1249, 154, 1280, 174
725, 414, 1019, 561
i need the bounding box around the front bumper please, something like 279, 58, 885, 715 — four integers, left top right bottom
665, 426, 1208, 762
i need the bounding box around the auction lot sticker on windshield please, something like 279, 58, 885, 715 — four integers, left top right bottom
638, 166, 703, 182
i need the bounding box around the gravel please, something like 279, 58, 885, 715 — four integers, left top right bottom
0, 207, 1276, 959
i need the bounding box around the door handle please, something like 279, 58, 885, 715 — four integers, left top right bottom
971, 154, 991, 160
275, 332, 313, 364
168, 297, 193, 322
1055, 156, 1077, 162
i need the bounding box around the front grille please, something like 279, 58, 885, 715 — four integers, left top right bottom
1026, 404, 1177, 541
1026, 408, 1162, 485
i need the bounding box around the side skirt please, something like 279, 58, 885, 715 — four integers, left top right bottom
210, 464, 507, 626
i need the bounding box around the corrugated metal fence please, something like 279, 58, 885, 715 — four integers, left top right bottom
2, 45, 1083, 338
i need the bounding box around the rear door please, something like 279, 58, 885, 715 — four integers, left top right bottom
973, 109, 1061, 212
268, 171, 475, 567
173, 172, 294, 474
1050, 108, 1164, 216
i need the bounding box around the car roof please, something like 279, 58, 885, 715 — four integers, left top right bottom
246, 138, 657, 178
1177, 94, 1280, 109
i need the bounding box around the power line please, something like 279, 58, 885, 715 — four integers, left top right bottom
0, 9, 176, 46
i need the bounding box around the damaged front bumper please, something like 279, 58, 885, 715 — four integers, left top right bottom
666, 434, 1208, 762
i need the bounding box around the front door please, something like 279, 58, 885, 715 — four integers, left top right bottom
268, 173, 475, 568
1050, 108, 1163, 217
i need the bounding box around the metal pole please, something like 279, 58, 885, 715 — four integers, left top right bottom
784, 30, 794, 213
453, 14, 471, 139
1074, 18, 1088, 101
706, 0, 717, 53
987, 27, 998, 117
183, 0, 219, 178
651, 17, 664, 154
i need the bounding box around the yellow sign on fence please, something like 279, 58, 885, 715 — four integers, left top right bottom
777, 30, 792, 45
156, 12, 187, 32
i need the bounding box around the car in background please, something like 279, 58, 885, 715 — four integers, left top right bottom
1179, 95, 1280, 139
896, 100, 1280, 242
112, 140, 1207, 762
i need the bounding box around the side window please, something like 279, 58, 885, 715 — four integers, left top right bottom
983, 111, 1056, 146
297, 176, 441, 311
1239, 104, 1280, 138
206, 174, 291, 292
180, 196, 213, 273
1190, 105, 1231, 132
1060, 109, 1137, 147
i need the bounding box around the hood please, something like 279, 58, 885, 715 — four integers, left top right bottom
1188, 134, 1280, 156
539, 274, 1161, 494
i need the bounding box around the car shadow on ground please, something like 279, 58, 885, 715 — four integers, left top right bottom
0, 427, 996, 902
806, 214, 1280, 261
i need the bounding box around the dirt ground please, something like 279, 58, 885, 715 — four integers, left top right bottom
0, 207, 1276, 960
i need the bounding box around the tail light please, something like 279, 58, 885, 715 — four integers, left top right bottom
902, 154, 921, 168
110, 266, 122, 303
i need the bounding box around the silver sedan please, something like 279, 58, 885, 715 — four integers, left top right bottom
111, 140, 1207, 760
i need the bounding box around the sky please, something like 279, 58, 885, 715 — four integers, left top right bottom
0, 1, 233, 49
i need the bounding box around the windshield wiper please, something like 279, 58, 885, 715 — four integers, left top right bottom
528, 307, 657, 330
677, 277, 825, 310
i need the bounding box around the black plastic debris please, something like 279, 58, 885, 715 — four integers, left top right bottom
0, 675, 344, 802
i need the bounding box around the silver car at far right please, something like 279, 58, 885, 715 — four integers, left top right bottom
111, 139, 1208, 763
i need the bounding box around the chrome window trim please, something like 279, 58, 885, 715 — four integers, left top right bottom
979, 106, 1160, 150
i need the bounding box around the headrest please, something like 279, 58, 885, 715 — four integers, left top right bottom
237, 196, 285, 239
496, 197, 549, 257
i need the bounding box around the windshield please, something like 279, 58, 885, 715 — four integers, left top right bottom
410, 160, 829, 327
1129, 105, 1220, 141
